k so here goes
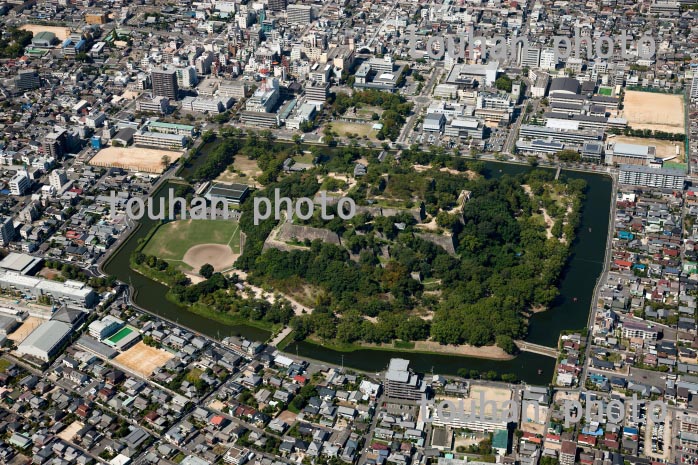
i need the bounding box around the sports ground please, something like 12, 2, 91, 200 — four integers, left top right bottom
107, 326, 134, 344
141, 219, 240, 272
622, 91, 686, 134
114, 341, 174, 377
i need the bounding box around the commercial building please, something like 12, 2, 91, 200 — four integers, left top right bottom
181, 96, 231, 114
9, 172, 30, 196
219, 81, 249, 99
0, 272, 97, 307
445, 119, 486, 140
619, 165, 686, 190
287, 4, 312, 24
384, 358, 427, 401
16, 320, 73, 362
269, 0, 286, 10
445, 62, 499, 88
133, 131, 187, 150
304, 82, 330, 102
151, 68, 179, 100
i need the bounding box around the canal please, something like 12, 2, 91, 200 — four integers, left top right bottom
102, 160, 612, 383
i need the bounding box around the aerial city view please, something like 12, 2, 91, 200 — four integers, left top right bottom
0, 0, 697, 463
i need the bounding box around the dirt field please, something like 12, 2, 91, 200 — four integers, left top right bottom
607, 134, 684, 160
8, 317, 43, 343
114, 342, 174, 377
215, 155, 262, 187
57, 421, 84, 441
622, 91, 685, 134
90, 146, 184, 174
19, 24, 71, 41
183, 244, 239, 271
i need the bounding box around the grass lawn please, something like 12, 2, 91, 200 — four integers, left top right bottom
141, 219, 240, 261
186, 367, 204, 383
293, 152, 315, 164
598, 87, 613, 96
331, 122, 379, 140
0, 358, 11, 373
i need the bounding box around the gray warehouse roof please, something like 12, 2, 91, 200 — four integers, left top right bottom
17, 320, 72, 354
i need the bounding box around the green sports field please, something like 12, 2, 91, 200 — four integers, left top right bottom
107, 326, 134, 344
141, 219, 240, 263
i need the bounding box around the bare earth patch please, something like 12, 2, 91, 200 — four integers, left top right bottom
114, 342, 174, 377
8, 317, 43, 343
57, 421, 84, 441
622, 91, 685, 134
20, 24, 71, 41
183, 244, 238, 271
90, 146, 183, 173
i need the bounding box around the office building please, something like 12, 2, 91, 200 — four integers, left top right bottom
176, 66, 198, 89
43, 129, 68, 159
305, 82, 330, 102
151, 68, 179, 100
619, 164, 686, 190
691, 76, 698, 102
9, 172, 30, 196
0, 272, 97, 307
519, 124, 603, 145
49, 169, 68, 191
384, 358, 427, 401
219, 81, 249, 99
16, 69, 41, 90
287, 4, 312, 24
0, 217, 15, 246
519, 46, 540, 68
540, 48, 557, 70
137, 96, 170, 114
269, 0, 286, 11
423, 113, 446, 133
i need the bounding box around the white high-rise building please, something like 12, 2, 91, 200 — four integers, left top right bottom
9, 172, 30, 196
690, 75, 698, 102
540, 48, 558, 70
49, 169, 68, 191
176, 66, 198, 88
